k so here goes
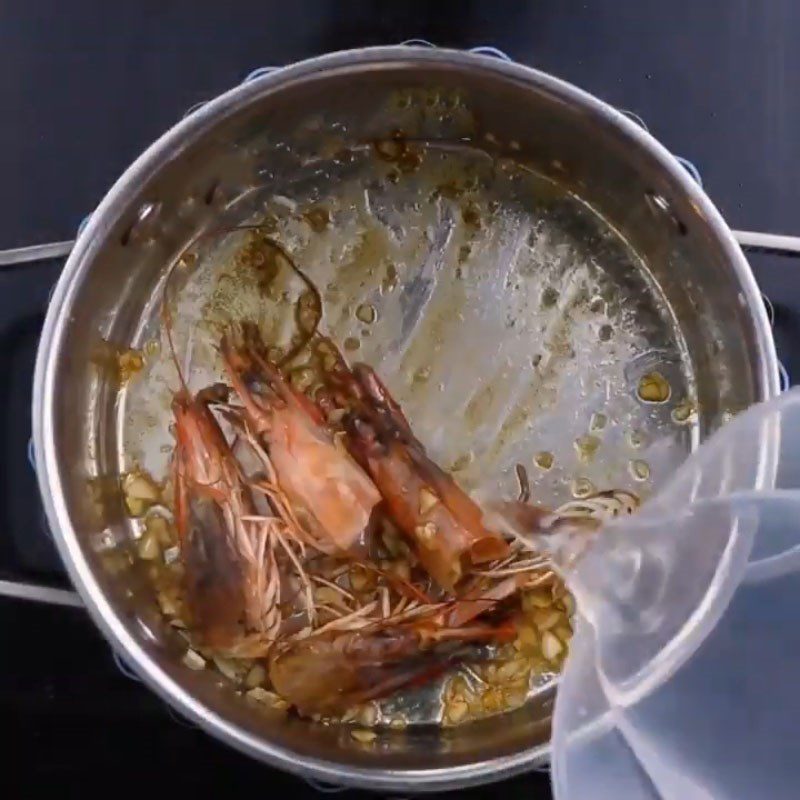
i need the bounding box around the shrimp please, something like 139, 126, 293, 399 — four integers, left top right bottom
268, 617, 516, 714
321, 357, 510, 591
160, 250, 278, 648
220, 324, 381, 554
172, 384, 282, 649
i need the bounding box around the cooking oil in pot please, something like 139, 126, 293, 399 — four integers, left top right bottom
119, 135, 699, 728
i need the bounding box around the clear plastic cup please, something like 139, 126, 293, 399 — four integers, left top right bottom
551, 388, 800, 799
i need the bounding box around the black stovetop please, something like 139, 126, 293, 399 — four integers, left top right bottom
4, 2, 800, 795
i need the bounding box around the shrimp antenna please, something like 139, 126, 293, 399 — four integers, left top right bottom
161, 222, 324, 392
225, 226, 323, 366
160, 243, 194, 396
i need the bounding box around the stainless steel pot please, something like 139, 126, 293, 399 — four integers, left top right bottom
33, 47, 778, 791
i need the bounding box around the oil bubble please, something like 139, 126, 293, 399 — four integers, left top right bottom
627, 429, 646, 449
589, 412, 607, 432
571, 477, 595, 498
637, 371, 671, 403
574, 435, 600, 463
598, 324, 614, 341
671, 399, 697, 424
629, 459, 651, 482
355, 303, 377, 324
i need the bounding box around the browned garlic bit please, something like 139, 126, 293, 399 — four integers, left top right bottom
350, 728, 377, 744
122, 468, 161, 517
442, 577, 575, 727
117, 348, 144, 383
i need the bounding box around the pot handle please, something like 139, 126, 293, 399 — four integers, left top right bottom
733, 229, 800, 258
0, 237, 81, 607
0, 577, 82, 607
0, 239, 74, 268
0, 238, 81, 607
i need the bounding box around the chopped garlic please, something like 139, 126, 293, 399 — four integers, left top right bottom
339, 707, 359, 723
482, 687, 502, 712
562, 592, 576, 617
532, 608, 561, 632
414, 522, 437, 545
314, 586, 341, 605
496, 659, 527, 682
327, 407, 347, 425
182, 649, 206, 670
245, 687, 289, 711
541, 631, 563, 661
392, 560, 411, 582
446, 698, 469, 724
554, 625, 573, 644
123, 471, 160, 517
136, 530, 160, 561
503, 683, 530, 710
124, 473, 159, 500
418, 487, 439, 515
516, 624, 538, 649
244, 664, 267, 688
158, 591, 179, 617
358, 703, 378, 727
145, 513, 175, 546
212, 656, 241, 682
524, 590, 552, 610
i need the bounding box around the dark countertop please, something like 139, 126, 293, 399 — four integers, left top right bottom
4, 1, 800, 247
3, 1, 799, 794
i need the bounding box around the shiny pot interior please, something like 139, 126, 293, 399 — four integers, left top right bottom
34, 48, 777, 791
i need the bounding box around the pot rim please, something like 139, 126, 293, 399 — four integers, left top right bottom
32, 45, 779, 791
